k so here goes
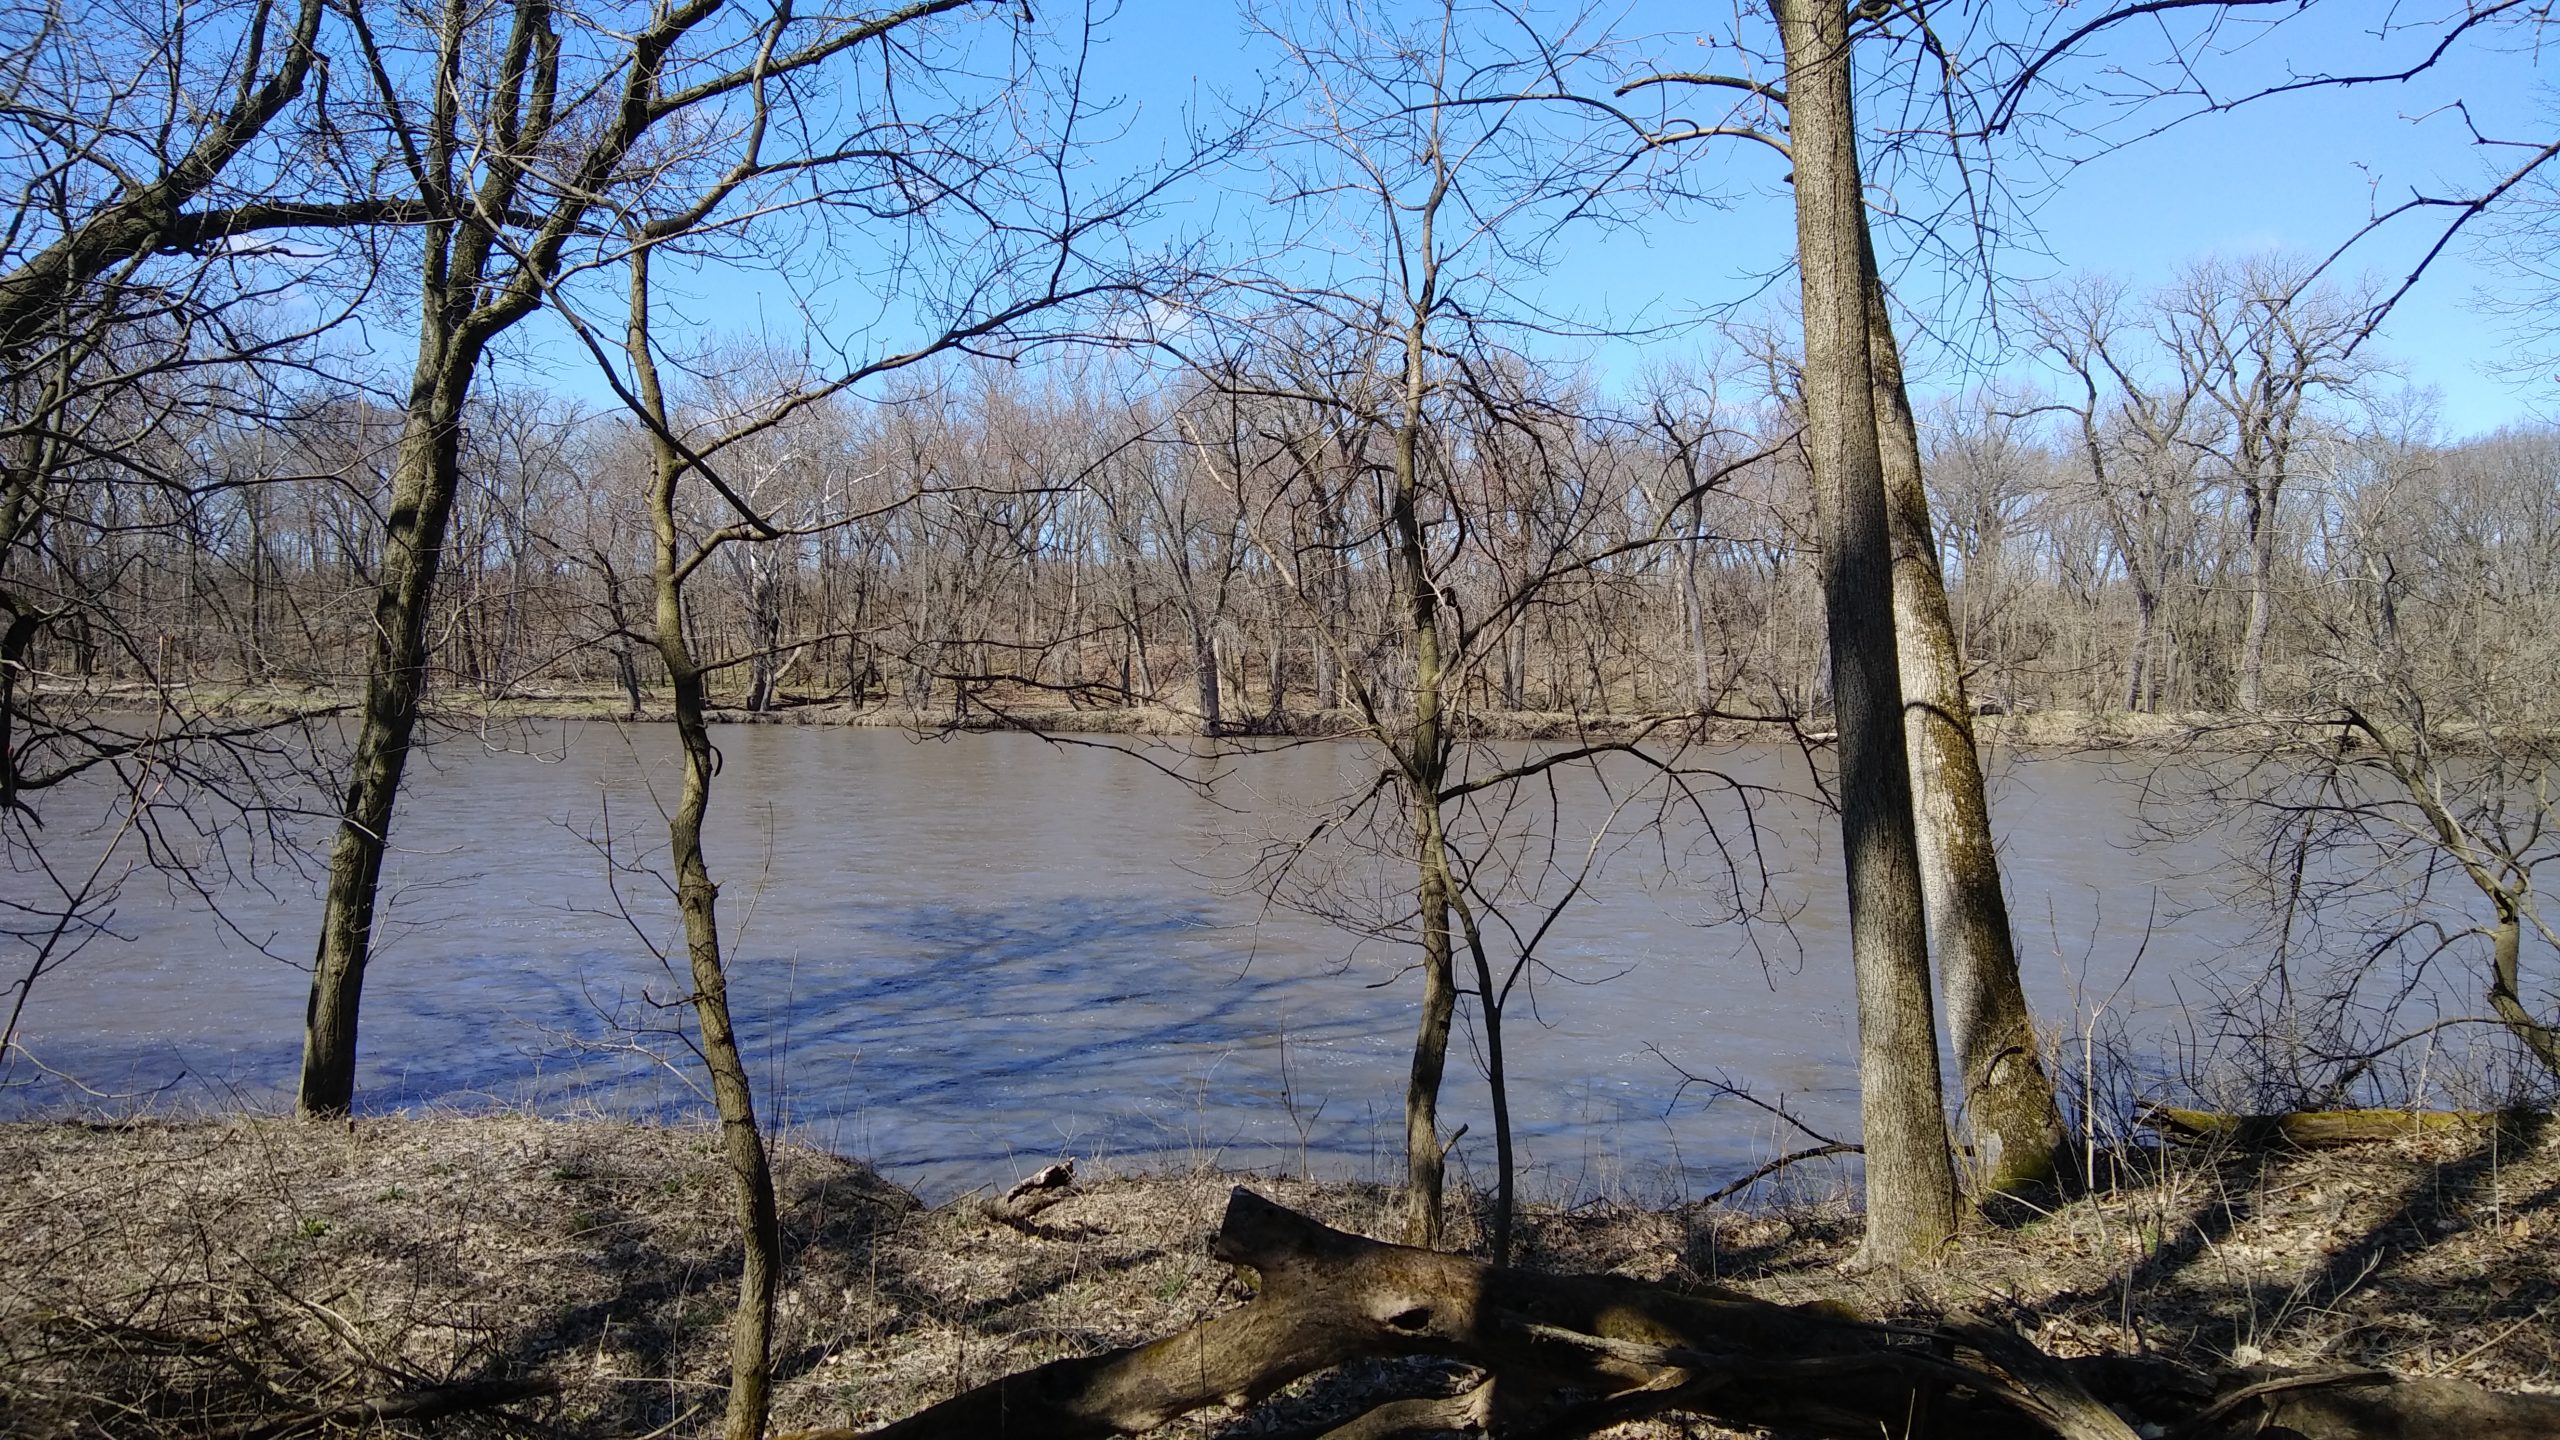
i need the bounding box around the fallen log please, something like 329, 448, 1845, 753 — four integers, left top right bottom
798, 1188, 2137, 1440
2136, 1104, 2519, 1149
2180, 1366, 2560, 1440
793, 1188, 2560, 1440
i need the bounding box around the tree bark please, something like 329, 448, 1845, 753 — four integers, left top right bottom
1861, 230, 2064, 1196
1772, 0, 1958, 1265
1400, 731, 1455, 1251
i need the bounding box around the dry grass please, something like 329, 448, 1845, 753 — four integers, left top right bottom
4, 1113, 2554, 1439
1492, 1121, 2560, 1400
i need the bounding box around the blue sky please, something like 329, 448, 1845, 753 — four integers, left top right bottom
489, 0, 2557, 440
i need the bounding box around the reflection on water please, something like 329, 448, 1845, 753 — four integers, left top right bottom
1, 723, 2280, 1198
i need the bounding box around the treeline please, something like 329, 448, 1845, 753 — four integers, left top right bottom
24, 269, 2559, 735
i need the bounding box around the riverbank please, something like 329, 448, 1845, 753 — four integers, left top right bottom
5, 1113, 2553, 1437
90, 678, 2241, 750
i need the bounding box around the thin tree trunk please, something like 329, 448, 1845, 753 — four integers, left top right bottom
631, 252, 782, 1440
1683, 503, 1715, 711
1863, 231, 2063, 1196
1403, 801, 1455, 1248
1266, 595, 1289, 724
1191, 620, 1222, 735
1448, 886, 1514, 1265
1393, 307, 1454, 1248
1773, 0, 1957, 1266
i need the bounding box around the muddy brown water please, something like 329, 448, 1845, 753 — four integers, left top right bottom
0, 724, 2324, 1199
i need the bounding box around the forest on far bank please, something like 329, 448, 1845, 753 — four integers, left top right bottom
32, 304, 2560, 739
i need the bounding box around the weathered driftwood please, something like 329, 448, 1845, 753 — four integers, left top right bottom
2137, 1104, 2516, 1149
794, 1188, 2560, 1440
979, 1160, 1077, 1230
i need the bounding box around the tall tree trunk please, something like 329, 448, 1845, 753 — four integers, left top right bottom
1449, 886, 1515, 1265
1773, 0, 1957, 1266
2239, 486, 2274, 711
1393, 311, 1454, 1249
1862, 232, 2064, 1196
242, 489, 269, 680
299, 358, 471, 1116
1266, 595, 1289, 723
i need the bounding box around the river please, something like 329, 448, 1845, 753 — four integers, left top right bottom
1, 723, 2274, 1200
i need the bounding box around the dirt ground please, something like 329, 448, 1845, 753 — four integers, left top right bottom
3, 1112, 2553, 1438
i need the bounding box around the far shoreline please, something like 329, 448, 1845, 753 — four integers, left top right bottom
64, 680, 2301, 752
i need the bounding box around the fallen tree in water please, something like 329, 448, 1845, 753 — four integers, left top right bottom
804, 1187, 2560, 1440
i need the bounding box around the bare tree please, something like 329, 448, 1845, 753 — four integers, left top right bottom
2155, 258, 2370, 712
2026, 277, 2214, 713
299, 0, 1002, 1116
613, 253, 797, 1440
1920, 391, 2054, 703
1191, 0, 1664, 1251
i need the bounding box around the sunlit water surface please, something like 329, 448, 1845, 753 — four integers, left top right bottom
1, 724, 2328, 1199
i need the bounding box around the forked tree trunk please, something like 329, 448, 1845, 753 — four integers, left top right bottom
1772, 0, 1957, 1265
1861, 230, 2064, 1196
